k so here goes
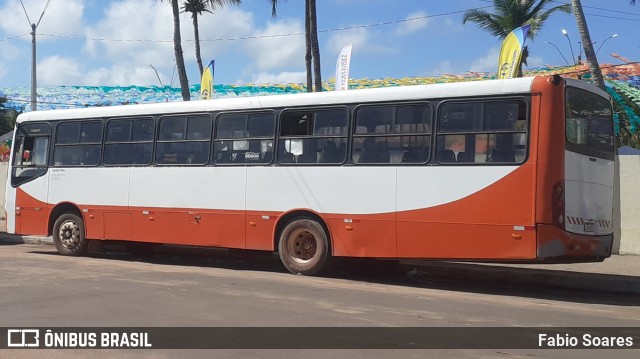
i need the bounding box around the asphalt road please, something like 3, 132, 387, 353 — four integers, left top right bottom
1, 242, 638, 358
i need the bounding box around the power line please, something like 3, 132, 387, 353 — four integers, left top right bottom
36, 0, 53, 27
5, 6, 494, 44
580, 13, 640, 22
4, 2, 640, 45
0, 33, 29, 41
478, 0, 640, 21
547, 0, 640, 17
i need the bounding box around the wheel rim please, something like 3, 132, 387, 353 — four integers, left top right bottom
287, 228, 317, 263
58, 220, 81, 249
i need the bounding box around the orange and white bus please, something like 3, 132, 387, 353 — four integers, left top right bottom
5, 75, 615, 275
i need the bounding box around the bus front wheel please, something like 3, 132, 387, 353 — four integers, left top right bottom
278, 217, 330, 276
53, 213, 88, 256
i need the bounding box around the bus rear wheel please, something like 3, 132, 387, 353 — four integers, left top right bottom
278, 217, 330, 276
53, 213, 88, 256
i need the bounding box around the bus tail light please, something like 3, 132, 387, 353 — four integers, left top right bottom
552, 182, 565, 229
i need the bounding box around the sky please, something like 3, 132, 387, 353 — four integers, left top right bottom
0, 0, 639, 89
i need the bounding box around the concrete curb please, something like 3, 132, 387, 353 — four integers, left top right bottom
0, 233, 53, 245
2, 234, 638, 294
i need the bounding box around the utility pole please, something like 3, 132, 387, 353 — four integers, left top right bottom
20, 0, 52, 111
31, 23, 37, 111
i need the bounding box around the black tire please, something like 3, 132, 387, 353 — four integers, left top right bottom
278, 217, 330, 276
52, 213, 88, 256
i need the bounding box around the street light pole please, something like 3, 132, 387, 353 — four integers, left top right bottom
147, 63, 163, 87
147, 63, 168, 102
596, 34, 618, 55
577, 41, 582, 63
562, 29, 576, 65
544, 40, 570, 66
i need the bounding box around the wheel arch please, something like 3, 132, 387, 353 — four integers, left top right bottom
48, 202, 83, 236
273, 209, 333, 254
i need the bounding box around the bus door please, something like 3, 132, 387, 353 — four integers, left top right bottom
9, 123, 52, 235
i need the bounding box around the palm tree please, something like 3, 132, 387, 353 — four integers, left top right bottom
571, 0, 605, 90
269, 0, 322, 92
162, 0, 190, 101
182, 0, 241, 77
308, 0, 322, 92
463, 0, 571, 76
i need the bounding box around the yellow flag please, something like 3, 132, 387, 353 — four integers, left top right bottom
498, 25, 530, 79
200, 60, 215, 100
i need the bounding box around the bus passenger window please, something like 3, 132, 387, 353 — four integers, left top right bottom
354, 103, 432, 165
214, 111, 275, 165
279, 108, 348, 165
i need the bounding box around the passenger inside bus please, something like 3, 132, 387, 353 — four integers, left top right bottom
318, 140, 341, 163
358, 138, 377, 163
487, 135, 516, 162
439, 135, 471, 162
278, 144, 296, 163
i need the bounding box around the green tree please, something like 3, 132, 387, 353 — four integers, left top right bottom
162, 0, 191, 101
268, 0, 322, 92
463, 0, 571, 76
571, 0, 605, 90
0, 97, 19, 136
182, 0, 241, 77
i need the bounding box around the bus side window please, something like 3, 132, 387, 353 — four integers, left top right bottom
15, 136, 49, 167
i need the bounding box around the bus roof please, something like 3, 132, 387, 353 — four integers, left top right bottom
15, 76, 593, 123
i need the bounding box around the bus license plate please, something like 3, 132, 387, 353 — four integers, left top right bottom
584, 221, 596, 233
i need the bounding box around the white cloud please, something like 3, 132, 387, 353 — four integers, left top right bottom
180, 6, 253, 68
37, 56, 84, 85
469, 48, 499, 72
0, 0, 84, 40
37, 56, 162, 86
83, 0, 175, 68
327, 27, 393, 58
244, 19, 305, 71
81, 0, 253, 85
328, 28, 368, 55
395, 11, 430, 36
250, 71, 307, 84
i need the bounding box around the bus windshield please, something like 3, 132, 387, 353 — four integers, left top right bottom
565, 87, 615, 159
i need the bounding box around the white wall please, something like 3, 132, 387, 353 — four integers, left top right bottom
615, 155, 640, 254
